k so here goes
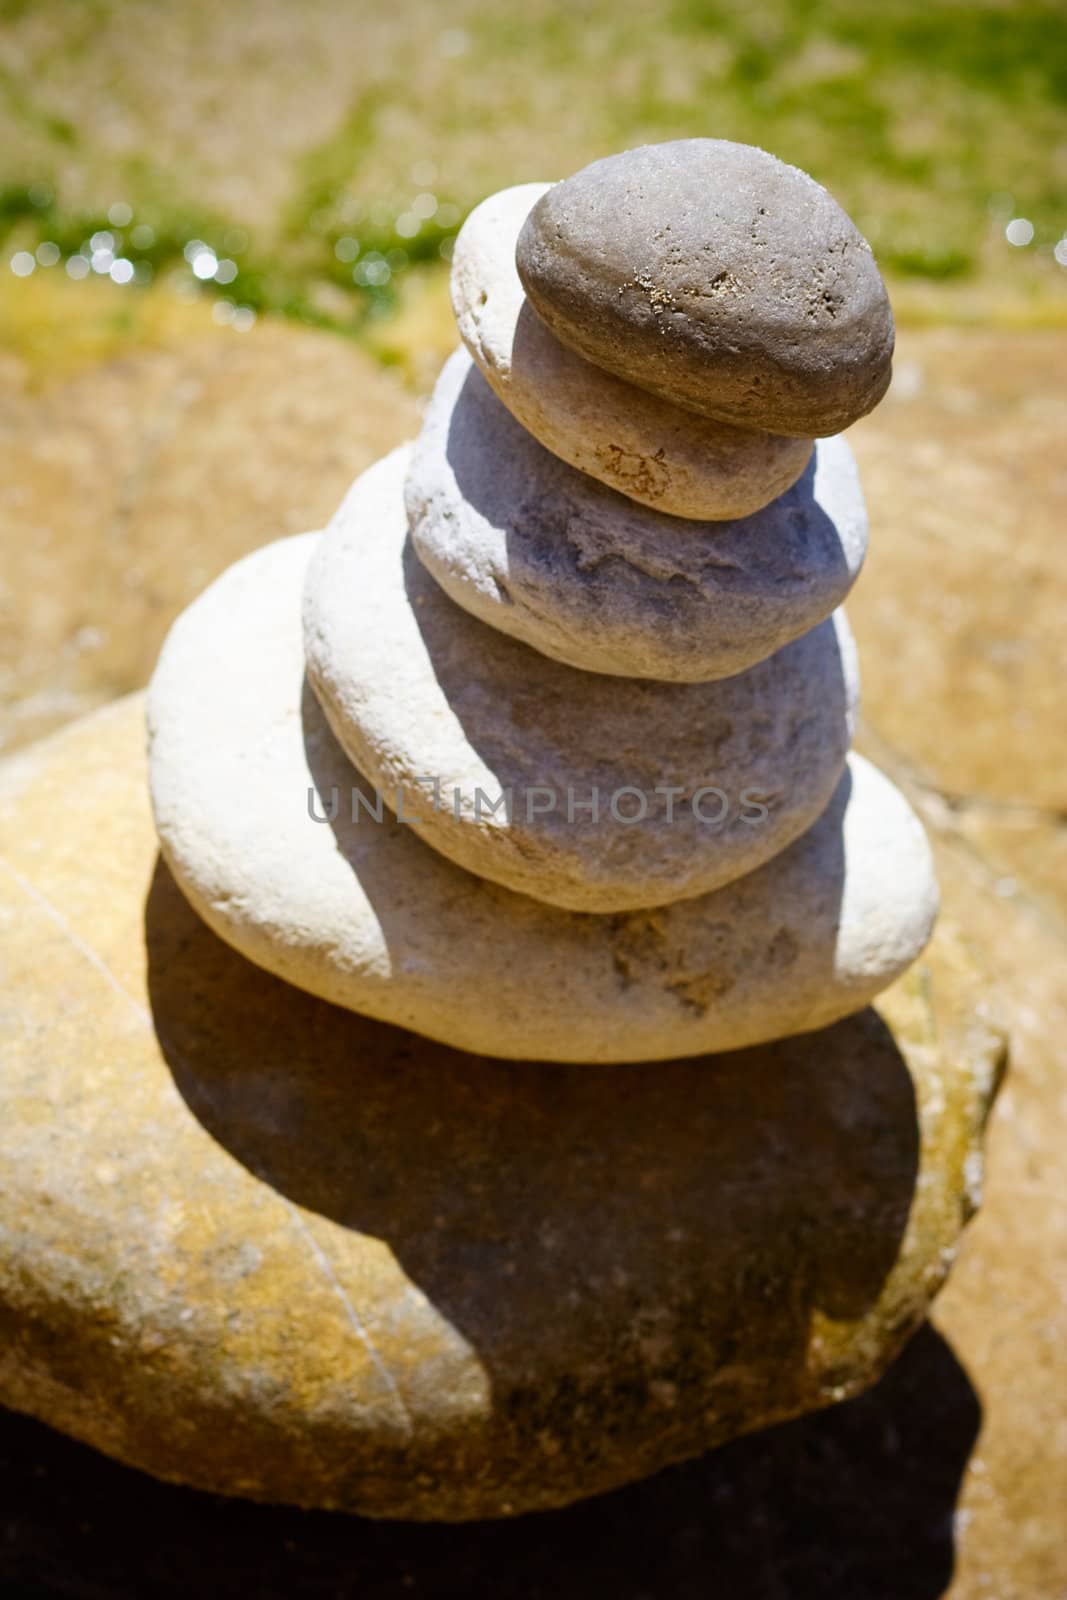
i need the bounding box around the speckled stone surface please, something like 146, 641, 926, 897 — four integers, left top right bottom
305, 451, 866, 913
408, 350, 867, 682
0, 694, 1003, 1519
150, 523, 933, 1059
0, 326, 1060, 1589
451, 182, 812, 519
517, 140, 894, 436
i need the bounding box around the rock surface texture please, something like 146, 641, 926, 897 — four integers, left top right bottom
0, 697, 1003, 1519
0, 138, 980, 1526
139, 135, 921, 1054
149, 532, 931, 1057
0, 323, 1052, 1579
408, 349, 866, 681
0, 311, 421, 756
517, 140, 894, 435
452, 182, 813, 518
310, 448, 861, 909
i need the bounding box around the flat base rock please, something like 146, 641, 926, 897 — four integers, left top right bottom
0, 696, 1003, 1519
151, 530, 934, 1060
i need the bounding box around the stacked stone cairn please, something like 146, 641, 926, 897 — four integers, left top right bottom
7, 137, 994, 1521
149, 139, 936, 1063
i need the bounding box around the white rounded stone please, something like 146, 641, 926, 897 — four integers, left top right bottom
408, 349, 868, 682
452, 183, 813, 520
148, 529, 937, 1063
307, 447, 859, 912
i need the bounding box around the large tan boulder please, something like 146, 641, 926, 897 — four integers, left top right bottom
0, 694, 1002, 1519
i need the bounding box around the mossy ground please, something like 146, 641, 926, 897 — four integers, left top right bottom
0, 0, 1064, 381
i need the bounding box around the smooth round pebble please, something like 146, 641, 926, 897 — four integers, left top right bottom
452, 183, 813, 519
150, 529, 934, 1059
516, 140, 894, 437
309, 447, 859, 911
408, 349, 868, 682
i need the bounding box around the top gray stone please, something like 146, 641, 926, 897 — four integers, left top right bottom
516, 139, 894, 437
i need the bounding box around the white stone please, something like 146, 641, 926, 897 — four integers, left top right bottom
451, 184, 814, 519
148, 529, 937, 1063
408, 350, 869, 682
307, 447, 860, 912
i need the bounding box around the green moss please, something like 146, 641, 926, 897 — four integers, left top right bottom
0, 0, 1063, 347
885, 245, 973, 281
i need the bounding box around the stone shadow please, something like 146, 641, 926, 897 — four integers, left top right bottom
1, 1320, 978, 1599
147, 849, 910, 1479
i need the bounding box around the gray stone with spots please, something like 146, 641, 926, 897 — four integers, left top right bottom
516, 139, 894, 436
